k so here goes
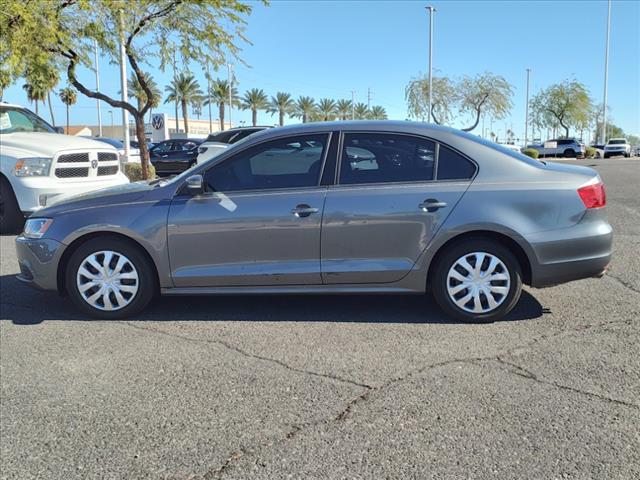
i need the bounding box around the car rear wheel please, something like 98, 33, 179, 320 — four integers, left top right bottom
0, 177, 24, 234
66, 237, 155, 319
431, 238, 523, 323
564, 149, 575, 158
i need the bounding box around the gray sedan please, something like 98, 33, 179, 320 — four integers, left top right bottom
15, 121, 612, 322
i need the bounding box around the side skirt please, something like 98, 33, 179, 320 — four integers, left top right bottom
161, 285, 424, 296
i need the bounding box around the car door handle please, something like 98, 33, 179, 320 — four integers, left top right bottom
291, 204, 319, 218
418, 199, 447, 212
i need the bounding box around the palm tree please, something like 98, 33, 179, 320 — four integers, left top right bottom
240, 88, 269, 126
205, 79, 239, 131
335, 99, 353, 120
0, 69, 11, 102
317, 98, 337, 121
58, 87, 77, 131
292, 96, 316, 123
192, 100, 203, 120
354, 103, 369, 120
369, 105, 388, 120
267, 92, 295, 126
164, 72, 204, 135
22, 63, 58, 121
127, 73, 161, 122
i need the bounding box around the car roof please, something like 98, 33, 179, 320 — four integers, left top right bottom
0, 102, 24, 108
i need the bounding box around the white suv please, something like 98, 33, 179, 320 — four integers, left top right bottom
603, 138, 631, 158
0, 103, 129, 233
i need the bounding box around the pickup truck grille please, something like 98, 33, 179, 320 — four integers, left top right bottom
53, 151, 120, 179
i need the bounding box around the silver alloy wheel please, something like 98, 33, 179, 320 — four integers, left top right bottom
76, 250, 139, 311
446, 252, 511, 314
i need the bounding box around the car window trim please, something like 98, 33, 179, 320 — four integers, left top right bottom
334, 130, 477, 187
196, 131, 333, 195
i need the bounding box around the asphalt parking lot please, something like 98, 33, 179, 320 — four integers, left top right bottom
1, 157, 639, 479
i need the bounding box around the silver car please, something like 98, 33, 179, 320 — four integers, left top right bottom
15, 121, 612, 322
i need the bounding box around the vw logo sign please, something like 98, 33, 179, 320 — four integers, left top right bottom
152, 114, 164, 130
91, 159, 98, 169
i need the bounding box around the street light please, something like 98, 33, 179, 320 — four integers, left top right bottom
426, 6, 436, 123
524, 68, 531, 148
600, 0, 611, 144
109, 110, 113, 131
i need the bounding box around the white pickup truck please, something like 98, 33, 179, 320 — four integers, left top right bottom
0, 103, 129, 233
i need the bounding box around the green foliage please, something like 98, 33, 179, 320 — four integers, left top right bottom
240, 88, 269, 126
267, 92, 295, 126
530, 80, 593, 139
405, 72, 512, 132
1, 0, 259, 179
369, 105, 388, 120
165, 72, 204, 134
0, 69, 11, 101
335, 99, 353, 120
353, 103, 369, 120
585, 146, 597, 158
292, 96, 316, 123
317, 98, 337, 121
206, 79, 240, 130
128, 73, 161, 111
124, 162, 155, 182
522, 148, 539, 159
59, 87, 77, 107
593, 121, 625, 142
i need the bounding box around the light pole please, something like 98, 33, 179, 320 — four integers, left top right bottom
426, 6, 436, 123
109, 110, 114, 131
524, 68, 531, 148
228, 63, 234, 129
600, 0, 611, 144
118, 13, 130, 159
94, 40, 103, 137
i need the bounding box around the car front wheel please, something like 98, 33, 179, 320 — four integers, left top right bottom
66, 237, 155, 319
431, 238, 523, 323
0, 177, 24, 234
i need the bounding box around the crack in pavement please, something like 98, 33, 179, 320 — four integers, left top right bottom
490, 357, 639, 410
605, 272, 640, 295
120, 321, 373, 390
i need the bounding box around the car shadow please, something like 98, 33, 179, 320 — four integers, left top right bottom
0, 273, 547, 326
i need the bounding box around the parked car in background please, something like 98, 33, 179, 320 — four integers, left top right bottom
149, 139, 203, 176
16, 121, 611, 323
603, 138, 631, 158
130, 140, 154, 150
498, 143, 522, 153
529, 138, 585, 158
0, 103, 128, 233
197, 126, 271, 164
94, 137, 141, 164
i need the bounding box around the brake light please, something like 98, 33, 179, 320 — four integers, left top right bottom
577, 181, 606, 209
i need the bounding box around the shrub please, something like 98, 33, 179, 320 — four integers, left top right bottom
585, 146, 597, 158
522, 148, 539, 159
123, 162, 155, 182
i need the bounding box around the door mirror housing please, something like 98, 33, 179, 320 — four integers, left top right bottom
184, 174, 204, 196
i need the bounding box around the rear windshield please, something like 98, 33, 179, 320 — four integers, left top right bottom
455, 130, 542, 167
608, 139, 627, 145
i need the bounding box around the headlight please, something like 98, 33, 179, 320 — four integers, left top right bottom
14, 157, 52, 177
23, 218, 53, 239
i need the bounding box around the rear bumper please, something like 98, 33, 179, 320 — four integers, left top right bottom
527, 215, 613, 288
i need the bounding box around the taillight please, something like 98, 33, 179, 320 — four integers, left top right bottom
577, 181, 606, 209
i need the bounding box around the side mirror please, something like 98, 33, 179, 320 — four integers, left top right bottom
55, 126, 64, 134
184, 174, 204, 196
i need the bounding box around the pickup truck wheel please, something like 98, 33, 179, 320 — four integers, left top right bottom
431, 238, 523, 323
66, 237, 155, 319
0, 177, 24, 234
564, 149, 575, 158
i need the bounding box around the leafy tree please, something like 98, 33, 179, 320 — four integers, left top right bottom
58, 87, 77, 131
240, 88, 269, 126
292, 96, 316, 123
405, 75, 458, 124
206, 79, 239, 131
1, 0, 258, 179
0, 70, 11, 101
530, 80, 593, 139
165, 72, 204, 135
457, 73, 512, 132
127, 73, 161, 122
335, 99, 353, 120
267, 92, 295, 126
317, 98, 337, 121
593, 121, 624, 142
369, 105, 388, 120
353, 102, 369, 120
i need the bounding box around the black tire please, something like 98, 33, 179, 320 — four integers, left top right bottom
564, 149, 575, 158
431, 238, 523, 323
603, 153, 609, 159
65, 237, 156, 319
0, 176, 24, 234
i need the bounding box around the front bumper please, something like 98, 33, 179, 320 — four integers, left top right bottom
12, 173, 129, 214
15, 236, 65, 291
527, 213, 613, 288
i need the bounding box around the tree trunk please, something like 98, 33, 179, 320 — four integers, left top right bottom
66, 104, 70, 131
181, 99, 189, 135
133, 114, 150, 180
219, 103, 225, 131
252, 108, 257, 126
47, 92, 56, 126
279, 110, 284, 126
302, 113, 307, 123
35, 100, 39, 115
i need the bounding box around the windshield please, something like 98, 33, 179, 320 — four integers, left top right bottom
95, 138, 124, 148
0, 106, 56, 134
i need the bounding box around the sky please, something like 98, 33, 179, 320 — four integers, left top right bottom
4, 0, 639, 140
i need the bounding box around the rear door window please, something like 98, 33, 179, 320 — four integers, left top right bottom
437, 145, 476, 180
